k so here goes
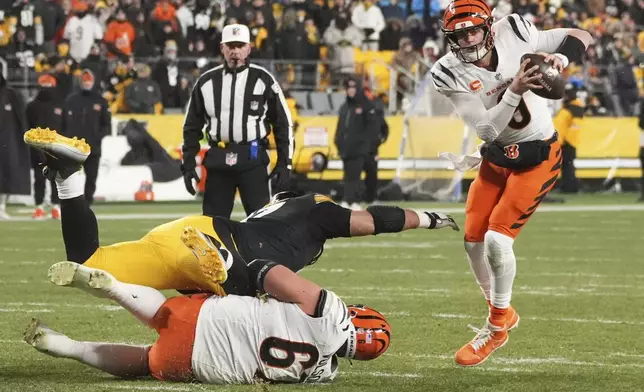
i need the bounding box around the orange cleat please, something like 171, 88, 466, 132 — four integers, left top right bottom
51, 206, 61, 220
505, 305, 520, 331
32, 207, 47, 220
455, 321, 508, 367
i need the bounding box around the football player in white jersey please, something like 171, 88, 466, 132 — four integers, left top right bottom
430, 0, 592, 366
24, 259, 391, 384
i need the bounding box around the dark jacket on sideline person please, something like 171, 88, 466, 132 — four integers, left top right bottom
0, 73, 30, 195
61, 89, 111, 155
335, 87, 378, 159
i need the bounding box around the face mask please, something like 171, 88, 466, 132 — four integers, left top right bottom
39, 86, 56, 98
336, 17, 348, 29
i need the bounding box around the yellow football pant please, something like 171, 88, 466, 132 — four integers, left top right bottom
84, 215, 226, 294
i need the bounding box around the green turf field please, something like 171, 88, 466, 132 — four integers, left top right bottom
1, 194, 644, 391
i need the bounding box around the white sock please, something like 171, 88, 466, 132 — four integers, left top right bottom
464, 241, 491, 300
55, 171, 84, 200
45, 333, 149, 378
105, 281, 167, 327
484, 231, 516, 309
0, 194, 7, 210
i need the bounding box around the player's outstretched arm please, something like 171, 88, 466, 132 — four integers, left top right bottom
350, 207, 459, 237
309, 200, 458, 240
248, 260, 321, 316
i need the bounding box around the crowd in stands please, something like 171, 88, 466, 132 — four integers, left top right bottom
0, 0, 641, 115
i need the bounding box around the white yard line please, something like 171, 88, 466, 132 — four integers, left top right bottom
389, 353, 644, 369
308, 268, 644, 279
2, 302, 123, 311
430, 313, 644, 326
2, 204, 644, 222
326, 242, 435, 249
0, 308, 53, 313
610, 352, 644, 359
343, 371, 423, 378
94, 385, 197, 392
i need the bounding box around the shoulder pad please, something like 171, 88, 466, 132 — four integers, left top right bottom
493, 14, 533, 45
430, 54, 469, 94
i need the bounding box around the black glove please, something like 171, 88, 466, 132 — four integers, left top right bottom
270, 164, 291, 193
182, 167, 200, 196
364, 28, 375, 37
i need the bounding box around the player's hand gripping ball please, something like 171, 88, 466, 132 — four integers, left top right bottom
520, 53, 566, 100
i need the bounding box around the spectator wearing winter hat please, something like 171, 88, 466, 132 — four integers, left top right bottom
126, 64, 163, 114
61, 69, 111, 204
323, 12, 363, 85
79, 42, 108, 92
104, 8, 136, 60
132, 10, 158, 58
152, 40, 188, 110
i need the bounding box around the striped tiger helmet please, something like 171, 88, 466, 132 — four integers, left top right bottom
442, 0, 494, 63
345, 305, 391, 361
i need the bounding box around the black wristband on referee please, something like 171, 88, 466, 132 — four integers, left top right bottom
556, 35, 586, 65
247, 258, 279, 294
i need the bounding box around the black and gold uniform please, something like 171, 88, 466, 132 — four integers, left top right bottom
71, 192, 351, 296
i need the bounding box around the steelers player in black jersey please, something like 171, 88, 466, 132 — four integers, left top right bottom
25, 128, 459, 297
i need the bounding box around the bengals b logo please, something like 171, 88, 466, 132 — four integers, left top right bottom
504, 144, 520, 159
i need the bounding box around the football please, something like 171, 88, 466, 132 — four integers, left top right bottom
520, 53, 566, 100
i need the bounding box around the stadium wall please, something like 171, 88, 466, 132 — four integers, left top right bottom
114, 113, 642, 181
22, 114, 634, 203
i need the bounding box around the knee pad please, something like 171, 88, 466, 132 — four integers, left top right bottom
484, 231, 514, 269
366, 206, 406, 234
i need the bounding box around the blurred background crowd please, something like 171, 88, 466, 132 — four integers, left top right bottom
0, 0, 642, 116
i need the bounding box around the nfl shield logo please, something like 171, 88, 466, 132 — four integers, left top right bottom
225, 152, 238, 166
232, 27, 240, 36
250, 101, 258, 110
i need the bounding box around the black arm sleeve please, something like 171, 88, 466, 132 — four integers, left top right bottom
264, 73, 293, 168
182, 79, 206, 171
308, 201, 352, 239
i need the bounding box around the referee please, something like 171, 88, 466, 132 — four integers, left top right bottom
181, 24, 293, 218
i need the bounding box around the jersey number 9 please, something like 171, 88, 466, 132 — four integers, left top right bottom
260, 337, 319, 370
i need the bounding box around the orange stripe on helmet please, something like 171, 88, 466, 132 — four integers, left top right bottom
443, 0, 491, 31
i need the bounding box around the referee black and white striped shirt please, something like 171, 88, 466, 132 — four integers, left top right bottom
182, 62, 294, 168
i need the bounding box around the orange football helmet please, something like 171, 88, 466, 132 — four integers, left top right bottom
441, 0, 494, 63
345, 305, 391, 361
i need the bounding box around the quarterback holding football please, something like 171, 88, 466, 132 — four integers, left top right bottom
430, 0, 592, 366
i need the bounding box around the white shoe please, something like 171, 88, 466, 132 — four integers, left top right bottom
23, 318, 67, 357
0, 210, 10, 220
48, 261, 115, 298
349, 203, 362, 211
